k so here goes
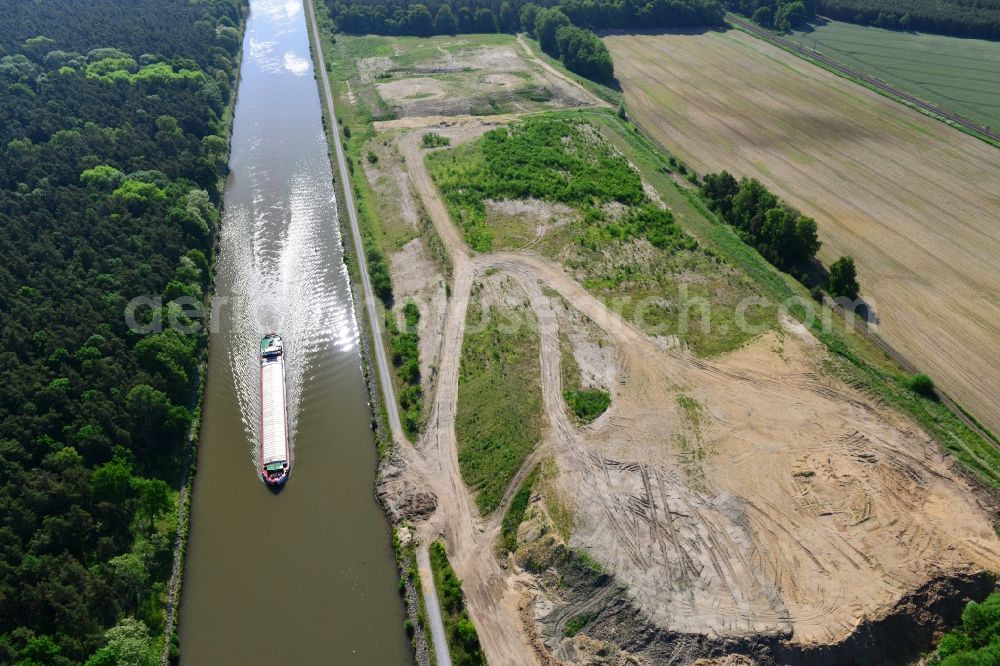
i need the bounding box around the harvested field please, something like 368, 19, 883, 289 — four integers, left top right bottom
606, 28, 1000, 436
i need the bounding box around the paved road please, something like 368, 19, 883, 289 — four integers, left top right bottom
727, 14, 1000, 145
304, 0, 403, 442
302, 1, 453, 663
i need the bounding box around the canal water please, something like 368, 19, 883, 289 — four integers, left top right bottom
178, 0, 410, 662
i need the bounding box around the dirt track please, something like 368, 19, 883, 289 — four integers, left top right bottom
605, 28, 1000, 439
384, 116, 1000, 664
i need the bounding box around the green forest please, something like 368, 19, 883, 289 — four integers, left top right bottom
730, 0, 1000, 38
0, 0, 244, 663
325, 0, 724, 80
726, 0, 817, 30
815, 0, 1000, 38
327, 0, 725, 34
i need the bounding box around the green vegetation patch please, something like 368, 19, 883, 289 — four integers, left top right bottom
388, 301, 423, 437
564, 389, 610, 423
499, 465, 539, 554
430, 112, 773, 356
456, 283, 543, 514
563, 611, 599, 637
929, 592, 1000, 665
427, 117, 648, 251
422, 132, 451, 148
429, 542, 486, 666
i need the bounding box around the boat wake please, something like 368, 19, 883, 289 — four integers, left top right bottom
218, 136, 358, 473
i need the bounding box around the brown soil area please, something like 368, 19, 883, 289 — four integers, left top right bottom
368, 116, 1000, 665
605, 29, 1000, 437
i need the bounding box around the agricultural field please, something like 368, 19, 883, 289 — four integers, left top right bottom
606, 28, 1000, 437
790, 18, 1000, 129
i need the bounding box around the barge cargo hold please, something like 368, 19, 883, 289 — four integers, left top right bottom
260, 334, 290, 486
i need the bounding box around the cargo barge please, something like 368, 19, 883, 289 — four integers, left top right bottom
260, 334, 290, 486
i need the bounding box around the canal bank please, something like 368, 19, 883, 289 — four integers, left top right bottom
177, 0, 411, 662
301, 2, 444, 663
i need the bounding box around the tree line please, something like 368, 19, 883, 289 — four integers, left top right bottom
526, 5, 615, 79
701, 171, 860, 299
727, 0, 1000, 38
0, 0, 244, 663
326, 0, 725, 79
726, 0, 816, 30
328, 0, 725, 34
815, 0, 1000, 38
701, 171, 821, 272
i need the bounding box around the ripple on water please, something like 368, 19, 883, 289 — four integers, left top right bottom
219, 146, 358, 472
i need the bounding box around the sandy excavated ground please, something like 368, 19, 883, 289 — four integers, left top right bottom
362, 138, 449, 420
369, 116, 1000, 665
351, 36, 1000, 663
605, 29, 1000, 438
373, 42, 595, 117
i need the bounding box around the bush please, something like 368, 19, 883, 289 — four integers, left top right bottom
366, 246, 393, 305
564, 389, 611, 423
389, 301, 423, 437
421, 132, 451, 148
906, 373, 937, 400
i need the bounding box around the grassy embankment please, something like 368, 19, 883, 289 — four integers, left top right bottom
314, 26, 460, 443
499, 465, 540, 554
499, 456, 575, 554
307, 6, 396, 457
429, 542, 487, 666
456, 282, 543, 514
